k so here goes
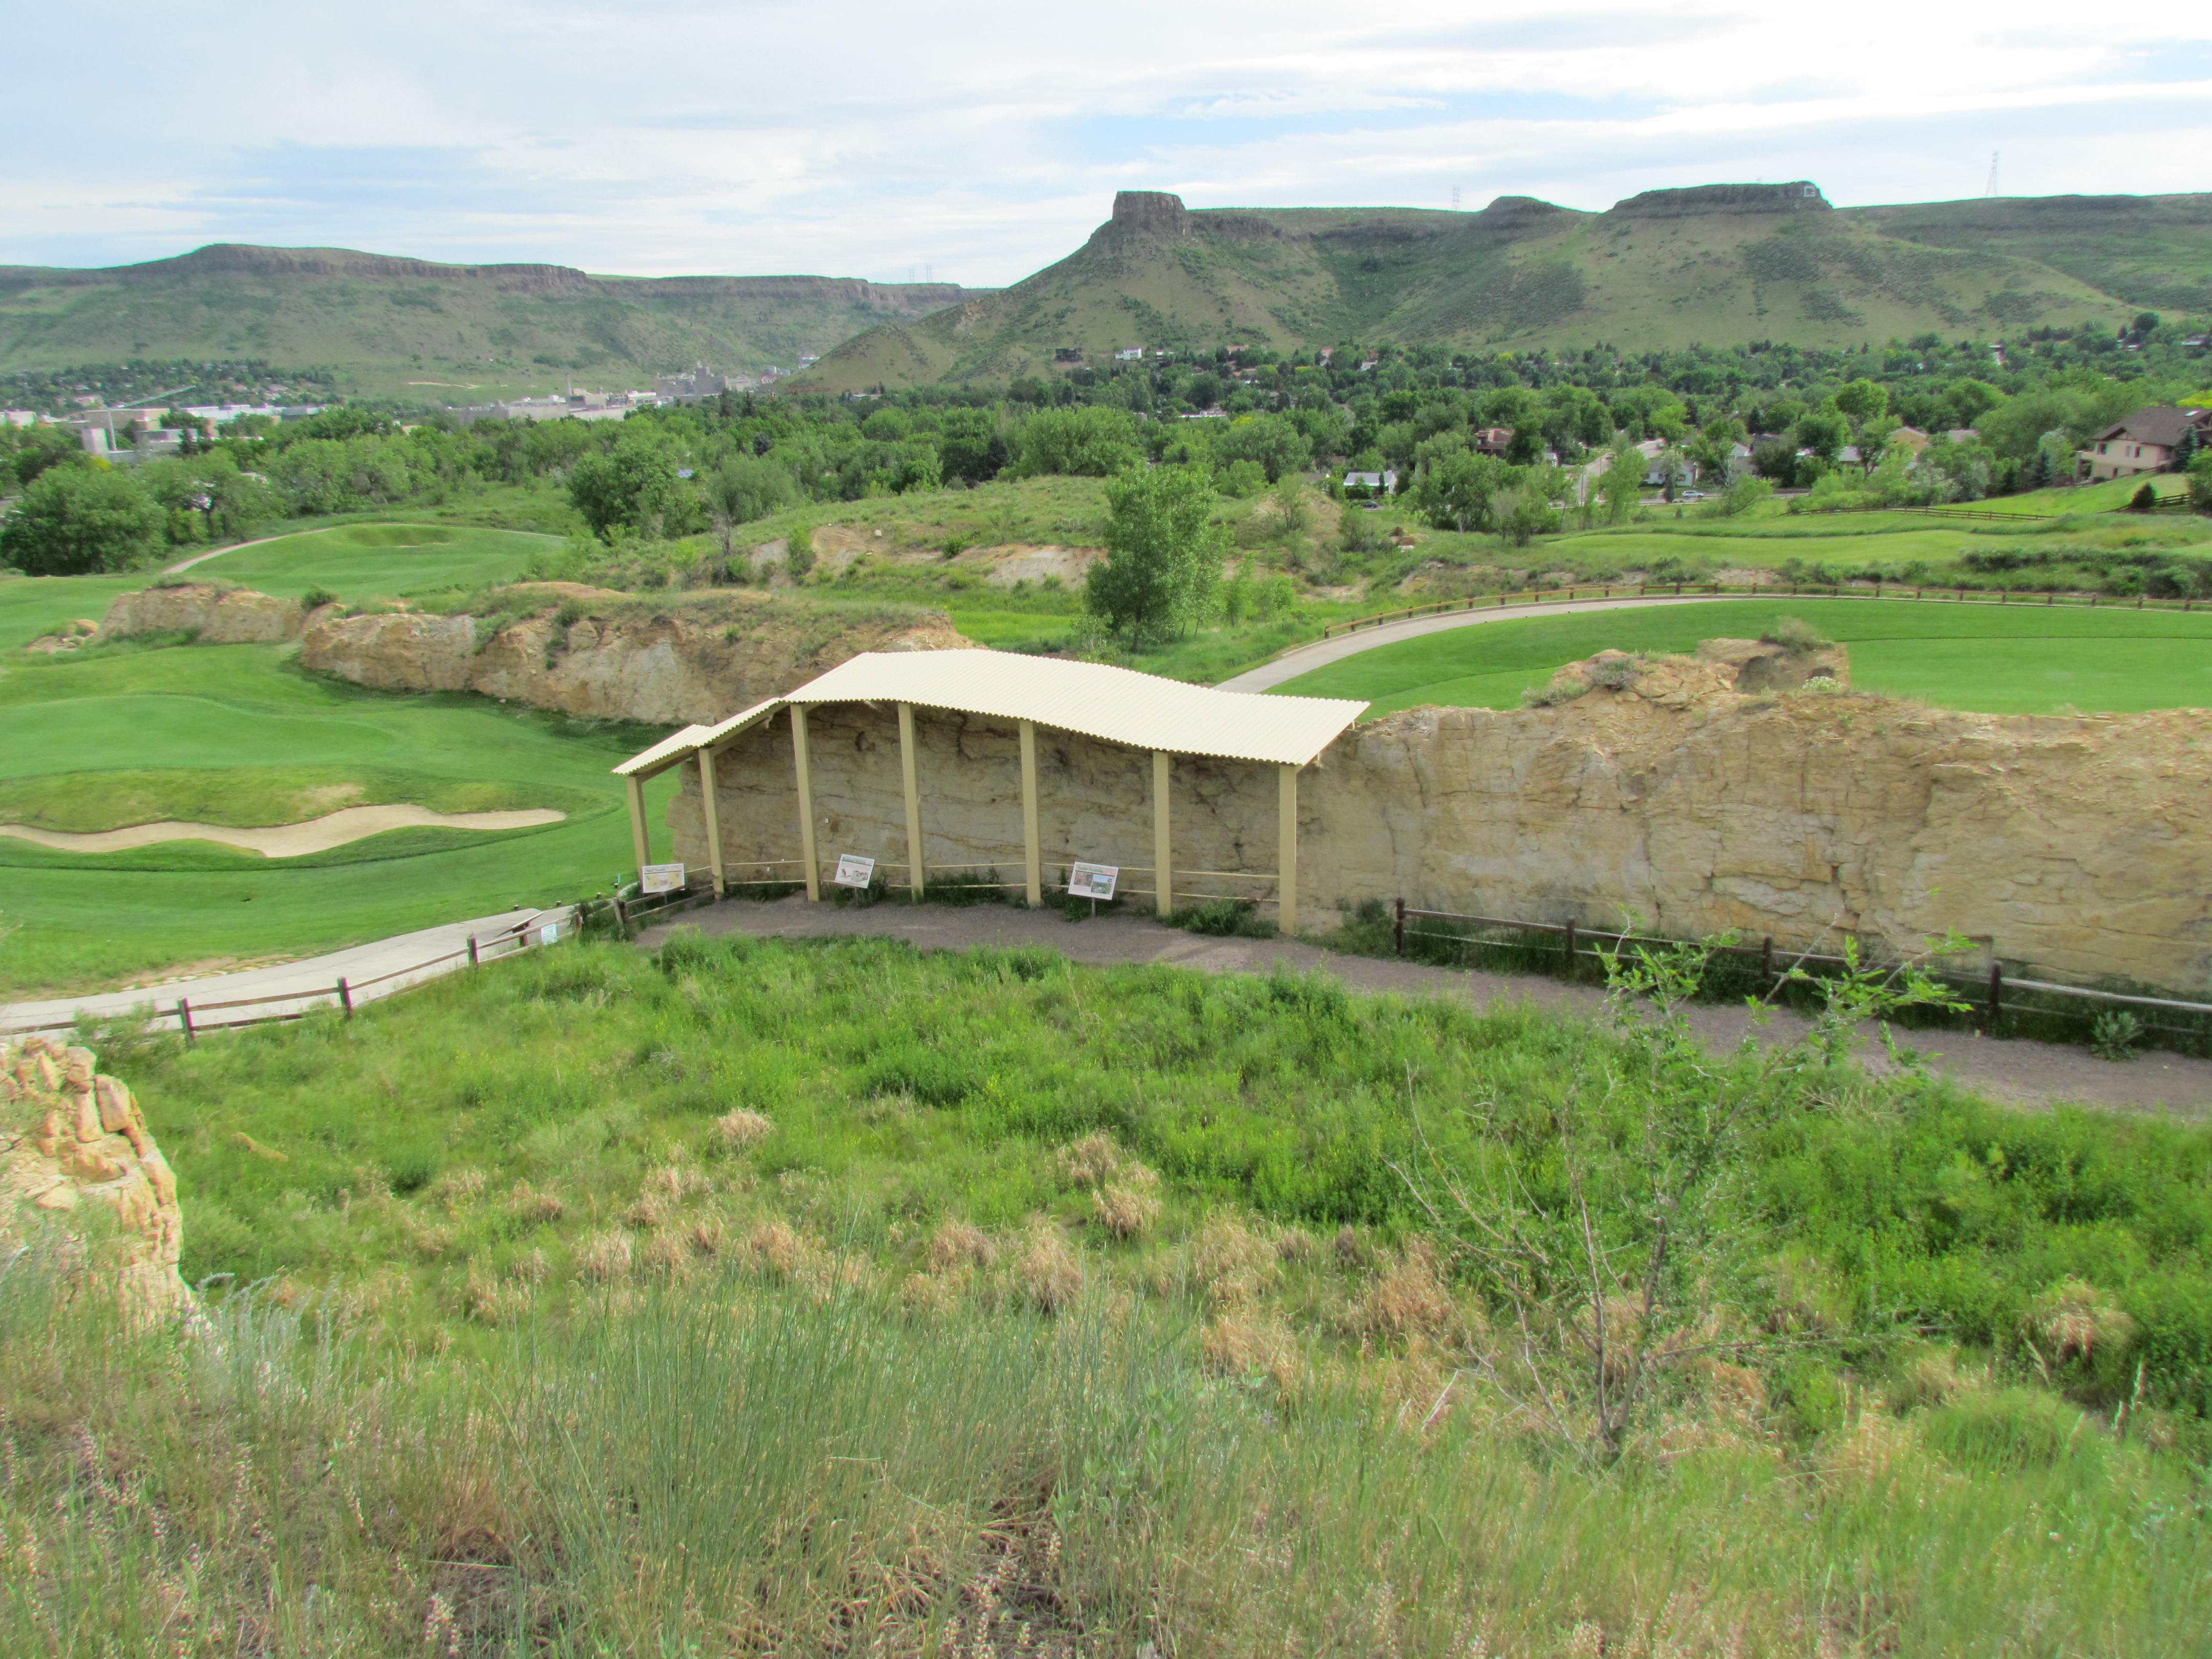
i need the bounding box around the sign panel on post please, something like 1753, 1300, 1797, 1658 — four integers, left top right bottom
833, 853, 877, 889
640, 862, 687, 895
1067, 861, 1119, 901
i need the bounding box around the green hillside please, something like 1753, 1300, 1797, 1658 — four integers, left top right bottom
0, 244, 989, 400
803, 183, 2187, 391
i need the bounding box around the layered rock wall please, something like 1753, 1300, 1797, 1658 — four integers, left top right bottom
100, 582, 332, 644
2, 1035, 189, 1322
299, 601, 969, 727
669, 685, 2212, 992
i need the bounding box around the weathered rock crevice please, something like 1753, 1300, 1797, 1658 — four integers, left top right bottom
2, 1035, 190, 1323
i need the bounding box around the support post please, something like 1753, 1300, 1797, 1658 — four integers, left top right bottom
697, 748, 726, 898
1988, 962, 2003, 1028
177, 998, 195, 1046
337, 978, 353, 1018
1393, 898, 1405, 958
625, 773, 650, 873
1152, 751, 1173, 918
898, 701, 925, 901
1277, 764, 1300, 937
791, 705, 819, 901
1018, 719, 1042, 908
468, 934, 479, 967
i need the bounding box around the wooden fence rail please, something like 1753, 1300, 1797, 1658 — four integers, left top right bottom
1389, 899, 2212, 1048
3, 908, 581, 1044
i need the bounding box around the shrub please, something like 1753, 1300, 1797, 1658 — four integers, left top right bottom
1760, 615, 1832, 652
1584, 653, 1640, 691
2129, 483, 2158, 512
2091, 1010, 2143, 1061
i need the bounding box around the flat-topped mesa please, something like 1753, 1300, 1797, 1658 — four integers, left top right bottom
1611, 182, 1832, 218
1102, 190, 1192, 240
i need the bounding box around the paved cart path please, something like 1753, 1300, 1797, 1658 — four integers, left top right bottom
1218, 594, 1761, 693
641, 896, 2212, 1115
0, 907, 549, 1035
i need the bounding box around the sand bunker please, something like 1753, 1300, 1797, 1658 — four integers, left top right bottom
0, 805, 566, 858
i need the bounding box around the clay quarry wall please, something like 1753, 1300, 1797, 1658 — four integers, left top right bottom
669, 686, 2212, 993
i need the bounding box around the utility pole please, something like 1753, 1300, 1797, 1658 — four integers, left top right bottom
1985, 151, 2001, 197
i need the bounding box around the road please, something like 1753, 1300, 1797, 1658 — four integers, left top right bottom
1219, 593, 1762, 692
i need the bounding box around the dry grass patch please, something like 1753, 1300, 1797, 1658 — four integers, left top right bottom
927, 1218, 997, 1273
1190, 1216, 1278, 1306
575, 1229, 633, 1283
1356, 1239, 1462, 1345
715, 1108, 775, 1152
1017, 1224, 1083, 1313
1201, 1310, 1304, 1392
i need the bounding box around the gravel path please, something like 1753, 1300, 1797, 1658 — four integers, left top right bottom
1218, 594, 1763, 692
642, 897, 2212, 1115
0, 907, 558, 1036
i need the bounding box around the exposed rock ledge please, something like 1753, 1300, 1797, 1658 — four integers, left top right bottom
93, 584, 972, 727
2, 1034, 189, 1322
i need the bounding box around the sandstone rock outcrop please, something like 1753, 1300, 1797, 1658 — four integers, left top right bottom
669, 676, 2212, 993
2, 1034, 189, 1322
99, 582, 339, 644
93, 581, 972, 727
300, 596, 971, 726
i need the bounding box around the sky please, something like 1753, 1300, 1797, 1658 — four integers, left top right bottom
5, 1, 2208, 287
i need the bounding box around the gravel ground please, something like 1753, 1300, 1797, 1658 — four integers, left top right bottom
640, 896, 2212, 1116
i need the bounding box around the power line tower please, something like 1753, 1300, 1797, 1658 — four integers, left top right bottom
1985, 151, 2001, 198
1451, 185, 1461, 211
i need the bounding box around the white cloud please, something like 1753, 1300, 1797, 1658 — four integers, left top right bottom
4, 1, 2206, 282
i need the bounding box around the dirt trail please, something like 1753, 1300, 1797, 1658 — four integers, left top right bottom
641, 897, 2212, 1115
0, 805, 564, 857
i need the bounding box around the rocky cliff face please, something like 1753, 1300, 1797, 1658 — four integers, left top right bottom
100, 582, 336, 644
2, 1035, 189, 1323
668, 674, 2212, 992
299, 595, 971, 727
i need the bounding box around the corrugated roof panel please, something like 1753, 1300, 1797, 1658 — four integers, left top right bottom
697, 698, 784, 748
611, 724, 712, 778
785, 650, 1364, 766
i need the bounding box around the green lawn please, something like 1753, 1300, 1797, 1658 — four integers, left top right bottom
1272, 598, 2212, 719
0, 526, 675, 998
171, 521, 556, 601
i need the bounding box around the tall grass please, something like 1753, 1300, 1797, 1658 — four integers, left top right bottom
11, 933, 2212, 1651
6, 1260, 2205, 1656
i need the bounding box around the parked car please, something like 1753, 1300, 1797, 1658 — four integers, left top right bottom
1679, 489, 1707, 501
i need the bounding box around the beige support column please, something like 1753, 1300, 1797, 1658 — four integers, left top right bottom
898, 701, 925, 900
791, 705, 819, 901
1018, 719, 1042, 907
1152, 750, 1173, 918
696, 748, 726, 897
625, 773, 650, 871
1278, 763, 1300, 937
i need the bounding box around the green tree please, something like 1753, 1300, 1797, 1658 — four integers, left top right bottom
1084, 465, 1225, 646
2189, 450, 2212, 514
1793, 406, 1849, 462
1005, 407, 1142, 478
704, 455, 797, 556
1832, 377, 1889, 428
568, 439, 683, 540
1413, 448, 1504, 533
0, 465, 164, 575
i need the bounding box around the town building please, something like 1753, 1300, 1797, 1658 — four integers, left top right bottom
2076, 407, 2211, 481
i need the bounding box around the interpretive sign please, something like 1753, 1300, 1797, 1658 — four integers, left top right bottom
833, 853, 877, 889
640, 862, 687, 895
1067, 861, 1119, 901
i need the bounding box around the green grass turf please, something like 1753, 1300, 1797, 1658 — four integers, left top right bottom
0, 764, 599, 834
0, 641, 678, 998
1270, 598, 2212, 719
168, 521, 555, 600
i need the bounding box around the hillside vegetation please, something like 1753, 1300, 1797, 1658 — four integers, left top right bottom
804, 185, 2201, 391
7, 931, 2210, 1652
0, 244, 985, 399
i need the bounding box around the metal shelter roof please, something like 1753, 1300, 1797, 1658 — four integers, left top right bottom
610, 651, 1367, 778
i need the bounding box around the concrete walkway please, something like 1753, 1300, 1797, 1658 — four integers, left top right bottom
0, 907, 564, 1036
1220, 594, 1761, 692
640, 897, 2212, 1115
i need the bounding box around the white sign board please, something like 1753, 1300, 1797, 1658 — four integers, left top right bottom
539, 923, 560, 947
1067, 861, 1119, 901
640, 862, 687, 895
833, 853, 877, 889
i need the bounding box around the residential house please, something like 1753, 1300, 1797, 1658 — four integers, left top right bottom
1341, 470, 1398, 494
2076, 407, 2211, 481
1114, 347, 1144, 360
1472, 427, 1513, 457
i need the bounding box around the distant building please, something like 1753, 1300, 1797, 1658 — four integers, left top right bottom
2, 411, 37, 427
2076, 407, 2211, 481
1341, 470, 1397, 493
1473, 427, 1514, 457
1114, 347, 1144, 361
1053, 347, 1083, 364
